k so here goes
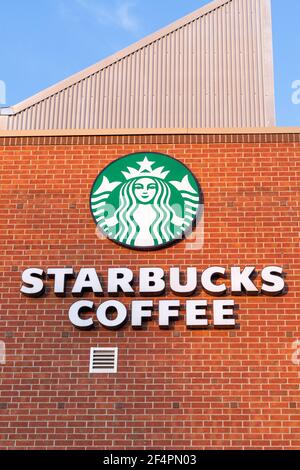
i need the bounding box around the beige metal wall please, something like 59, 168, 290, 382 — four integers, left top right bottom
1, 0, 275, 130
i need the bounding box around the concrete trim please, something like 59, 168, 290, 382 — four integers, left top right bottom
0, 127, 299, 138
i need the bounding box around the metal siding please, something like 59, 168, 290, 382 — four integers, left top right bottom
3, 0, 275, 130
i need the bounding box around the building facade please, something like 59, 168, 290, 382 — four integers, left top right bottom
0, 0, 299, 451
0, 129, 300, 449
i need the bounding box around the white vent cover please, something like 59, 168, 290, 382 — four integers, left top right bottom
89, 347, 118, 374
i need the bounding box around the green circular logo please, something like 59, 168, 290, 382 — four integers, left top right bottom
90, 152, 202, 250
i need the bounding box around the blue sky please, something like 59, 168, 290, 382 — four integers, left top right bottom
0, 0, 299, 126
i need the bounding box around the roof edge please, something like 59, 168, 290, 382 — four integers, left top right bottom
11, 0, 232, 114
261, 0, 276, 126
0, 127, 300, 138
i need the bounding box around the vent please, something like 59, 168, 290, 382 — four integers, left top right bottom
89, 347, 118, 374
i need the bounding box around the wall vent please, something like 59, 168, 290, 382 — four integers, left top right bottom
89, 347, 118, 374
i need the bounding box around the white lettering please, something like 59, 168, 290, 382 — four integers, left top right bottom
186, 300, 208, 327
68, 300, 94, 329
47, 268, 74, 294
108, 268, 134, 293
201, 266, 226, 294
20, 268, 45, 296
213, 300, 235, 327
96, 300, 127, 328
231, 266, 258, 294
170, 267, 197, 294
139, 267, 165, 293
72, 268, 103, 295
159, 300, 180, 326
131, 300, 153, 326
261, 266, 285, 295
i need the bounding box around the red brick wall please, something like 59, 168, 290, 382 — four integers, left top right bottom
0, 133, 300, 450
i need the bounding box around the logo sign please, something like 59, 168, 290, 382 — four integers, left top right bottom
90, 152, 202, 250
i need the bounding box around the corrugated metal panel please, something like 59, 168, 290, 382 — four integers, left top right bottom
2, 0, 275, 130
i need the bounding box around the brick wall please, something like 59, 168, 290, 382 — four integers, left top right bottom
0, 132, 299, 449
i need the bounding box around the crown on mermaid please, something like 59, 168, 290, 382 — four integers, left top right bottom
122, 156, 169, 180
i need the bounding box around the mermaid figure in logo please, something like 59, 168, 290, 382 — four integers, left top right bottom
105, 158, 185, 247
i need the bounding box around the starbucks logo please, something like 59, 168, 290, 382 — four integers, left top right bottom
90, 152, 202, 250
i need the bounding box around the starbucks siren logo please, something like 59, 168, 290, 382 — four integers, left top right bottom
90, 152, 202, 250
